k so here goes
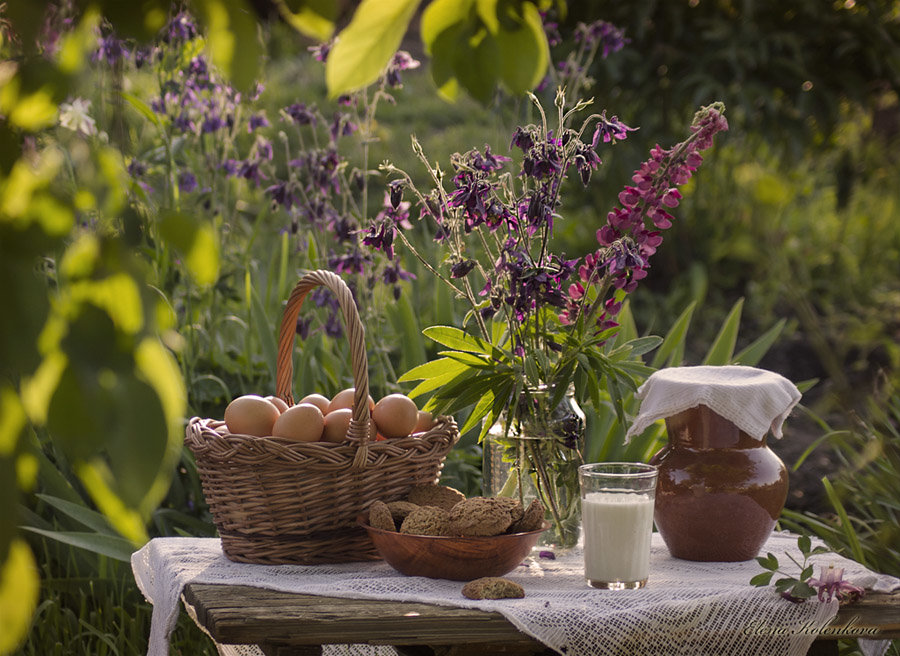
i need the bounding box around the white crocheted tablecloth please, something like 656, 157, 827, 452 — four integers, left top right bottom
132, 531, 898, 656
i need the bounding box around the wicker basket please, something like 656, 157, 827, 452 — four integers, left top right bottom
185, 270, 459, 565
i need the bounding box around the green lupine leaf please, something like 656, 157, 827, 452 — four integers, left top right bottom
438, 350, 493, 368
798, 534, 812, 557
622, 336, 663, 357
460, 388, 495, 435
423, 325, 496, 355
399, 357, 467, 383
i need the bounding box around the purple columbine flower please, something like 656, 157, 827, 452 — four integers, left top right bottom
385, 50, 421, 87
309, 40, 332, 63
164, 12, 199, 43
248, 111, 269, 131
807, 565, 865, 604
575, 20, 629, 58
178, 170, 198, 193
284, 103, 318, 126
94, 34, 127, 65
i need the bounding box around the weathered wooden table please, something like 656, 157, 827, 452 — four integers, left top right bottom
182, 583, 900, 656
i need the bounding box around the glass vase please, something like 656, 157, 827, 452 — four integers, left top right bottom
482, 385, 586, 551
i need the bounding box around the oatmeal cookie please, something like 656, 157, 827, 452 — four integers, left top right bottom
367, 500, 396, 532
399, 506, 452, 536
508, 499, 545, 533
448, 497, 514, 537
461, 577, 525, 600
407, 484, 466, 511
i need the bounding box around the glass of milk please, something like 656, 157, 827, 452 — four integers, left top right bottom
578, 462, 658, 589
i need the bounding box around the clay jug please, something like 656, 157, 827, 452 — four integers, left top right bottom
650, 404, 788, 562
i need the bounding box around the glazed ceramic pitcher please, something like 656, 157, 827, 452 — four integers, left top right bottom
650, 404, 789, 562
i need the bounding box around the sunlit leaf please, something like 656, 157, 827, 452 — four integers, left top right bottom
194, 0, 261, 92
0, 539, 38, 654
495, 2, 548, 94
421, 0, 474, 53
399, 356, 467, 382
275, 0, 336, 41
0, 386, 25, 456
75, 460, 148, 546
159, 211, 220, 287
325, 0, 421, 97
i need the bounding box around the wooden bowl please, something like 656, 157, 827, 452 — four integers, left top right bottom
357, 516, 549, 581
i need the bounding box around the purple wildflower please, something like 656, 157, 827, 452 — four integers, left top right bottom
385, 50, 421, 87
808, 566, 865, 604
284, 103, 318, 126
248, 111, 269, 131
575, 20, 629, 58
178, 170, 198, 193
94, 34, 127, 65
329, 112, 357, 141
309, 40, 333, 63
164, 12, 199, 43
562, 103, 728, 329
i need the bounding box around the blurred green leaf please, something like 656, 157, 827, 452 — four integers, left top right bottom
193, 0, 262, 93
275, 0, 337, 41
325, 0, 421, 97
158, 211, 220, 287
495, 1, 548, 94
0, 539, 38, 654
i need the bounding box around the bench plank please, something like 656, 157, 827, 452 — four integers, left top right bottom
182, 583, 900, 652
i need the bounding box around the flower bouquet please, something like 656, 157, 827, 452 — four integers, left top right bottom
361, 88, 728, 547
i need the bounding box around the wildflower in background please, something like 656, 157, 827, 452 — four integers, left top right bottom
284, 103, 317, 126
178, 170, 198, 193
248, 111, 269, 131
385, 51, 421, 88
575, 20, 629, 58
58, 97, 97, 136
94, 33, 128, 65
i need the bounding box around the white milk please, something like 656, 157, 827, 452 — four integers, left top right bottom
583, 491, 655, 586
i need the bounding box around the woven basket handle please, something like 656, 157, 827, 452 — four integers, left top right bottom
276, 270, 371, 466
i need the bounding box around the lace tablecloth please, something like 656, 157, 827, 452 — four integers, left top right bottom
132, 532, 898, 656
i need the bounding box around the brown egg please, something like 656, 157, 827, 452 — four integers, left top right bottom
414, 410, 434, 433
372, 393, 419, 439
327, 387, 375, 414
323, 408, 378, 442
322, 408, 352, 443
224, 395, 281, 437
272, 403, 325, 442
298, 393, 330, 414
265, 395, 290, 413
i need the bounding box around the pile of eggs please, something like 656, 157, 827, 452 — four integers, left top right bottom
223, 389, 433, 443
